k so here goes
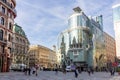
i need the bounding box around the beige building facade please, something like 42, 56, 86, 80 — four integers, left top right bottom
104, 32, 116, 63
29, 45, 57, 69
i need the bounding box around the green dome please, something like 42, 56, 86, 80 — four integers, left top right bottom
14, 24, 26, 37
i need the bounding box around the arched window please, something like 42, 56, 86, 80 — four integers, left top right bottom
1, 17, 4, 25
2, 7, 5, 14
0, 29, 3, 40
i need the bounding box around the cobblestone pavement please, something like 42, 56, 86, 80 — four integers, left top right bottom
0, 71, 120, 80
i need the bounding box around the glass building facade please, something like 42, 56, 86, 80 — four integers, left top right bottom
113, 4, 120, 57
58, 7, 104, 69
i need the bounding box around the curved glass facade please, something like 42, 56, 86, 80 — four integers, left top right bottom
58, 7, 104, 68
68, 14, 88, 28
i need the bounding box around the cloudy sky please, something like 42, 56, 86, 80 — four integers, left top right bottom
15, 0, 120, 49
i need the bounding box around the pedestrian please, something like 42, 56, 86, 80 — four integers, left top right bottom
32, 66, 36, 75
55, 68, 58, 75
87, 67, 91, 76
111, 67, 115, 76
91, 67, 94, 74
35, 65, 39, 76
28, 67, 31, 76
24, 67, 27, 75
74, 68, 79, 78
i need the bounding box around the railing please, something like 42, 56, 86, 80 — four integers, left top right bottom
0, 0, 17, 16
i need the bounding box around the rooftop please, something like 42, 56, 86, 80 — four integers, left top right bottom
73, 7, 82, 13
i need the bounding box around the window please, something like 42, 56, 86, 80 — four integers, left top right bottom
8, 34, 11, 41
1, 17, 4, 25
9, 23, 12, 30
2, 7, 5, 14
74, 51, 77, 55
2, 0, 6, 3
1, 45, 4, 53
10, 3, 13, 8
61, 54, 64, 59
0, 29, 3, 40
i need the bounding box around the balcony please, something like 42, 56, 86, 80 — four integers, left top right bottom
0, 0, 17, 16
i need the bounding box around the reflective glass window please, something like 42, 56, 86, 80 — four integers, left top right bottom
113, 6, 120, 21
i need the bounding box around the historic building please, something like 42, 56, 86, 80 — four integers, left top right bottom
112, 4, 120, 58
104, 32, 116, 63
29, 45, 57, 69
11, 24, 29, 66
0, 0, 17, 72
57, 7, 105, 70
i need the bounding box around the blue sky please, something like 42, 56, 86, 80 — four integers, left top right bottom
15, 0, 120, 49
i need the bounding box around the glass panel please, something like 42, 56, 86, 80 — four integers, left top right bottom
113, 6, 120, 21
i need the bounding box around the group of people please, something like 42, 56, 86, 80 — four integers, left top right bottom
74, 67, 94, 78
24, 65, 39, 76
73, 67, 117, 78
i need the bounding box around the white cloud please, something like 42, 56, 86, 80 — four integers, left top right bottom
15, 0, 116, 48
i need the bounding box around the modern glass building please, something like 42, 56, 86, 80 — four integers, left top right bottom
112, 4, 120, 58
57, 7, 105, 70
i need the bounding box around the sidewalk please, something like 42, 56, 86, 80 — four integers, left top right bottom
0, 71, 120, 80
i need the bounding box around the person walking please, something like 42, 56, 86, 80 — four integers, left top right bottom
28, 67, 31, 76
32, 66, 36, 75
35, 65, 39, 76
87, 67, 91, 76
55, 68, 58, 75
74, 68, 79, 78
91, 67, 94, 74
24, 67, 27, 75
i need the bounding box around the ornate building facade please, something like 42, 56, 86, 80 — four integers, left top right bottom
29, 45, 57, 69
57, 7, 105, 70
11, 24, 29, 66
0, 0, 17, 72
